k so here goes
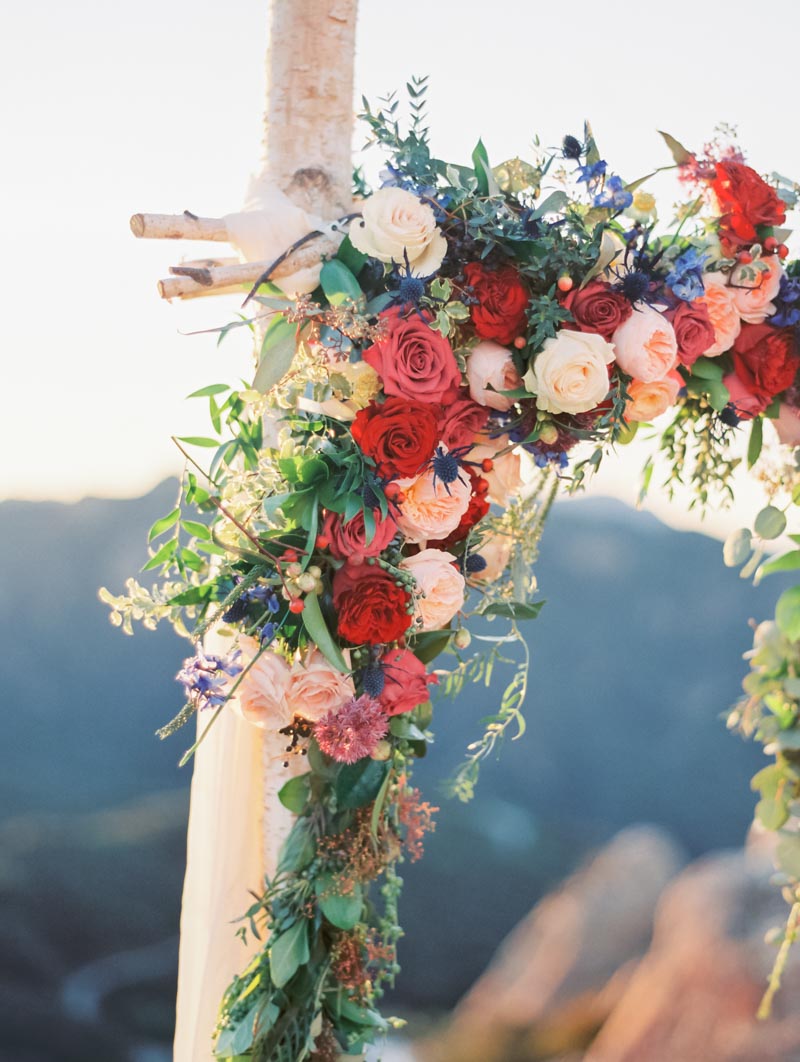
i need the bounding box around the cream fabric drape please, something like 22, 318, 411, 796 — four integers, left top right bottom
173, 681, 265, 1060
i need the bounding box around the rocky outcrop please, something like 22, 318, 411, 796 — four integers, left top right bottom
418, 826, 685, 1062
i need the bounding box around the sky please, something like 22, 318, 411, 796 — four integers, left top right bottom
3, 0, 800, 538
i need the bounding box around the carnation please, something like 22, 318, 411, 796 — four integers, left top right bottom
379, 648, 437, 716
333, 562, 413, 644
314, 695, 389, 764
731, 323, 800, 406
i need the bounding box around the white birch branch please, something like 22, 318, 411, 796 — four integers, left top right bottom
130, 212, 229, 241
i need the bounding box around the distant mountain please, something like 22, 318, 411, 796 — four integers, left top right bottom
0, 483, 784, 1057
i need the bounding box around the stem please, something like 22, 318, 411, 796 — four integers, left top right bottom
758, 900, 800, 1020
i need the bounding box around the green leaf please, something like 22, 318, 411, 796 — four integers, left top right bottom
269, 919, 309, 989
278, 773, 311, 814
759, 551, 800, 578
302, 593, 349, 673
336, 234, 367, 276
756, 795, 789, 831
335, 758, 389, 809
182, 519, 211, 540
277, 820, 315, 874
186, 383, 229, 399
320, 259, 363, 306
659, 130, 693, 166
755, 505, 787, 540
748, 416, 764, 469
776, 586, 800, 642
482, 600, 545, 620
253, 314, 298, 394
316, 874, 363, 930
148, 507, 180, 542
689, 356, 725, 382
142, 538, 177, 571
777, 835, 800, 880
471, 138, 500, 197
413, 630, 452, 664
530, 190, 569, 220
176, 435, 219, 448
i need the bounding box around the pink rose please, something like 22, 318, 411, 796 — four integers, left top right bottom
668, 301, 716, 367
466, 340, 523, 411
438, 391, 490, 450
774, 402, 800, 446
379, 648, 437, 716
699, 275, 741, 356
625, 371, 682, 423
321, 508, 397, 563
363, 308, 462, 404
469, 433, 524, 506
235, 639, 292, 728
730, 255, 783, 324
611, 305, 678, 382
722, 371, 769, 419
400, 548, 466, 630
395, 462, 472, 544
285, 648, 355, 723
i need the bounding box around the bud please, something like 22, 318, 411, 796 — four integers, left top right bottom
371, 739, 392, 762
539, 422, 559, 445
453, 628, 472, 650
297, 572, 317, 593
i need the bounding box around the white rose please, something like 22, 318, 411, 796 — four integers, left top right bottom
467, 340, 523, 411
400, 548, 466, 630
350, 187, 447, 274
523, 331, 614, 414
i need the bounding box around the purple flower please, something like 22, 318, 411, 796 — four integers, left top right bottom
176, 648, 242, 710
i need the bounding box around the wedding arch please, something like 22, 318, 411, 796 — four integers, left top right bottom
103, 2, 800, 1057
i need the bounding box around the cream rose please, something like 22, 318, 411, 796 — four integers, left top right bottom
466, 340, 523, 411
400, 548, 466, 630
471, 532, 513, 584
234, 638, 292, 728
350, 187, 447, 274
699, 275, 741, 356
611, 305, 678, 382
469, 432, 524, 506
625, 371, 682, 423
285, 647, 354, 723
523, 330, 615, 414
395, 462, 472, 544
730, 255, 783, 324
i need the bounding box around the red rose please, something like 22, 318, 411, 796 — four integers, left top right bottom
463, 262, 529, 345
352, 397, 440, 479
428, 468, 490, 550
667, 300, 716, 367
731, 323, 800, 406
561, 280, 632, 341
379, 648, 437, 716
333, 562, 412, 645
438, 391, 490, 450
712, 162, 786, 250
363, 308, 462, 404
321, 508, 398, 563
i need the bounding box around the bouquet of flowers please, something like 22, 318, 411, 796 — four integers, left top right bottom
103, 84, 800, 1057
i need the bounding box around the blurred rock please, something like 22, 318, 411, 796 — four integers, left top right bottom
585, 848, 800, 1062
418, 826, 684, 1062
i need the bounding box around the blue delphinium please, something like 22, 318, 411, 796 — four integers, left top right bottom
177, 649, 243, 711
666, 247, 709, 303
770, 273, 800, 329
576, 159, 607, 184
593, 175, 633, 212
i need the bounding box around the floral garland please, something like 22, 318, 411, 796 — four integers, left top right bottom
103, 83, 800, 1058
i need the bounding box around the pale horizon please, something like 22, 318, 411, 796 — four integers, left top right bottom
3, 0, 797, 540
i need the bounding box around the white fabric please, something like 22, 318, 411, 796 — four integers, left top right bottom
173, 654, 265, 1061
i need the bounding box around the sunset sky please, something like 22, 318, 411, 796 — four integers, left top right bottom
4, 0, 799, 538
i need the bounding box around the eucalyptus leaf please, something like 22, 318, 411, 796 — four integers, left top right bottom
316, 874, 363, 930
269, 919, 309, 989
320, 259, 363, 306
253, 315, 298, 394
278, 773, 311, 814
755, 506, 787, 540
482, 600, 545, 620
776, 586, 800, 642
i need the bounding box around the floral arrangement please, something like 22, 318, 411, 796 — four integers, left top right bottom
103, 82, 800, 1058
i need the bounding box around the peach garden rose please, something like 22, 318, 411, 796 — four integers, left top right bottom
699, 274, 742, 356
394, 462, 472, 544
234, 637, 292, 728
625, 370, 682, 423
611, 304, 678, 382
466, 339, 523, 411
285, 647, 355, 723
730, 254, 783, 324
400, 548, 466, 630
